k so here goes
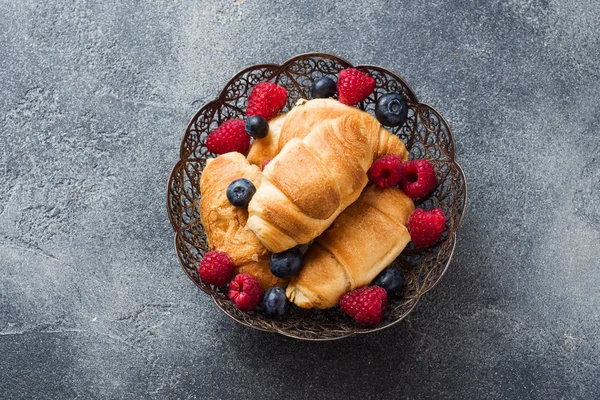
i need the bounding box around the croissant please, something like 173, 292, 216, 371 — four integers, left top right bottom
277, 98, 408, 160
199, 152, 287, 290
247, 99, 408, 170
286, 185, 415, 309
246, 111, 408, 253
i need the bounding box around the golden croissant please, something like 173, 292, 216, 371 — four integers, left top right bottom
246, 111, 409, 253
276, 98, 379, 153
246, 98, 408, 168
199, 152, 287, 290
286, 185, 414, 309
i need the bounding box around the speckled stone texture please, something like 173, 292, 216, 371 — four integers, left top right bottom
1, 1, 599, 399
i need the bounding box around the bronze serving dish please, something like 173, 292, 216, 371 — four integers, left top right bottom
167, 53, 467, 340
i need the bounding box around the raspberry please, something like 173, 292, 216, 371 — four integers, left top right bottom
399, 159, 437, 198
339, 286, 387, 326
206, 119, 250, 155
228, 273, 263, 311
246, 82, 288, 120
337, 68, 376, 106
408, 208, 447, 248
198, 251, 235, 287
368, 154, 403, 189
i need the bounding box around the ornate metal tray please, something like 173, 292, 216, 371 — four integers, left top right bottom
167, 53, 467, 341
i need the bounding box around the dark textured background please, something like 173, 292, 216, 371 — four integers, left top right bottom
1, 1, 599, 399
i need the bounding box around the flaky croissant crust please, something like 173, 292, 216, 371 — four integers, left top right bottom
246, 108, 408, 253
286, 185, 414, 309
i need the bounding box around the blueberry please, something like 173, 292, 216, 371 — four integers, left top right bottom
372, 268, 404, 297
263, 286, 288, 317
310, 76, 337, 99
226, 178, 256, 208
375, 93, 409, 127
269, 247, 303, 278
245, 115, 269, 139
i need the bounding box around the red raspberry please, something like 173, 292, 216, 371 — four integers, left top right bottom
246, 82, 288, 120
368, 154, 403, 189
261, 158, 271, 171
198, 251, 236, 287
408, 208, 447, 248
399, 159, 437, 198
339, 286, 387, 326
228, 273, 263, 311
337, 68, 376, 106
206, 119, 250, 155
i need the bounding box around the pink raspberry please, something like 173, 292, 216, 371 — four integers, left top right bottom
368, 154, 403, 189
246, 82, 288, 120
399, 159, 437, 198
339, 286, 387, 326
206, 119, 250, 155
228, 273, 263, 311
337, 68, 376, 106
198, 251, 236, 287
408, 208, 447, 248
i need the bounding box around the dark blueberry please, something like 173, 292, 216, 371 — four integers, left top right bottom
245, 115, 269, 139
372, 268, 404, 297
375, 93, 409, 127
310, 76, 337, 99
269, 247, 303, 278
226, 178, 256, 208
263, 286, 288, 317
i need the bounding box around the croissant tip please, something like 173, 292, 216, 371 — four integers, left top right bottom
285, 285, 313, 309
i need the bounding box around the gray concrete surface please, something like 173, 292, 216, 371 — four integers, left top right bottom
1, 1, 599, 399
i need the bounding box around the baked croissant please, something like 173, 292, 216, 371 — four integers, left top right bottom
277, 98, 408, 161
199, 152, 287, 290
247, 99, 409, 169
246, 111, 409, 253
286, 185, 415, 309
